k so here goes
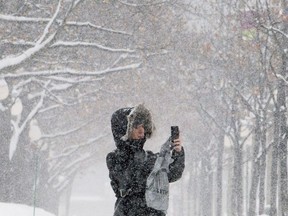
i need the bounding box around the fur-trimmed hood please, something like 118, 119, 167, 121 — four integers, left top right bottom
111, 104, 155, 149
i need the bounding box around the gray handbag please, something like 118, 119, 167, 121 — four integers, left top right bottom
145, 139, 173, 213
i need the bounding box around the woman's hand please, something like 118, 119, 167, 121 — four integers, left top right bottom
172, 138, 182, 152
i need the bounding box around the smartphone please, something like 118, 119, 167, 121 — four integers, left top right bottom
171, 126, 179, 142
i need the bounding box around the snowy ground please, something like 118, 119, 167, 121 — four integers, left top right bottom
0, 201, 271, 216
0, 202, 55, 216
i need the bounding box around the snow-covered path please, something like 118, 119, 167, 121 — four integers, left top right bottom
0, 202, 55, 216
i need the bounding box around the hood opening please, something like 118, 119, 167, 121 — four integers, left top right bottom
111, 104, 155, 149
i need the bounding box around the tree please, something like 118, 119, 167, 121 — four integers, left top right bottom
0, 0, 188, 214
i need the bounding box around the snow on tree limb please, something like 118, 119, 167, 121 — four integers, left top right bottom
0, 33, 56, 71
9, 87, 47, 160
41, 76, 93, 83
276, 73, 288, 85
38, 104, 61, 113
48, 133, 108, 162
1, 40, 135, 53
118, 0, 169, 7
51, 41, 135, 53
0, 14, 131, 35
0, 0, 81, 72
0, 14, 49, 22
48, 134, 107, 191
0, 62, 142, 78
66, 21, 132, 35
36, 0, 62, 45
261, 24, 288, 39
41, 120, 93, 139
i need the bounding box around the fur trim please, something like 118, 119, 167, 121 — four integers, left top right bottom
121, 104, 155, 141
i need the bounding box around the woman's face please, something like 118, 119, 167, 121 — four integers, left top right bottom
131, 124, 145, 140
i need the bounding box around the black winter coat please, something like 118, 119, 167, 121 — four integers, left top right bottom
106, 107, 185, 216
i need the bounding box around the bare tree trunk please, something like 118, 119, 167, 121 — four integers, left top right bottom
248, 114, 268, 216
227, 155, 233, 216
258, 155, 266, 214
278, 53, 288, 216
278, 2, 288, 214
190, 161, 198, 216
270, 111, 279, 216
248, 122, 261, 216
231, 100, 243, 216
200, 159, 206, 216
258, 117, 267, 215
200, 155, 213, 216
0, 98, 12, 202
196, 161, 201, 216
216, 132, 224, 216
232, 145, 243, 216
207, 157, 213, 216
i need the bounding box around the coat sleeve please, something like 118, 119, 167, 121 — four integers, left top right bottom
167, 147, 185, 182
106, 152, 120, 197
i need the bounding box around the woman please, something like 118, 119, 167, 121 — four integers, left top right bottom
106, 104, 185, 216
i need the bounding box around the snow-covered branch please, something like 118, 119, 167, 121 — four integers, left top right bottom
0, 33, 56, 71
51, 41, 135, 53
36, 0, 62, 45
42, 76, 94, 83
41, 120, 93, 139
2, 40, 136, 55
261, 24, 288, 39
48, 134, 108, 188
0, 14, 131, 35
19, 89, 46, 133
53, 153, 89, 192
276, 73, 288, 85
118, 0, 169, 7
9, 83, 48, 160
0, 63, 142, 78
0, 0, 83, 72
